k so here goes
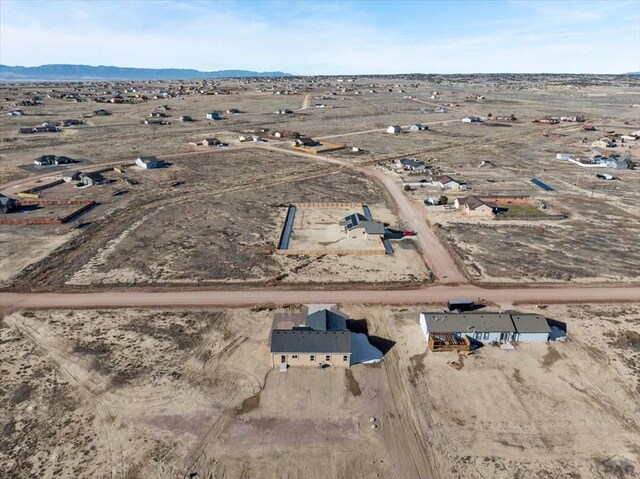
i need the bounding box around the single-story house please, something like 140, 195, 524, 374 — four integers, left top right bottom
274, 109, 293, 115
136, 156, 166, 169
340, 212, 385, 240
591, 138, 616, 149
603, 159, 629, 170
461, 116, 481, 123
409, 123, 428, 131
396, 158, 427, 172
205, 112, 221, 120
454, 196, 498, 217
79, 172, 104, 186
293, 137, 320, 147
434, 106, 447, 113
419, 312, 551, 349
433, 175, 463, 190
34, 155, 74, 166
180, 115, 193, 122
93, 109, 112, 116
556, 153, 575, 160
227, 108, 241, 114
62, 171, 81, 182
387, 125, 401, 134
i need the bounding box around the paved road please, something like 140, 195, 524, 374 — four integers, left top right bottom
2, 285, 638, 310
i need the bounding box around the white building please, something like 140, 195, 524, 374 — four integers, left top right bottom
556, 153, 575, 160
419, 312, 551, 345
136, 156, 165, 169
387, 125, 401, 134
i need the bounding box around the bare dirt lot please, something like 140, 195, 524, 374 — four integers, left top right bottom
3, 149, 427, 289
2, 303, 638, 479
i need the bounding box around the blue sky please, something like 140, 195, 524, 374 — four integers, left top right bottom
1, 0, 639, 74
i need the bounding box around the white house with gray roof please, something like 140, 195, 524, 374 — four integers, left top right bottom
419, 312, 551, 345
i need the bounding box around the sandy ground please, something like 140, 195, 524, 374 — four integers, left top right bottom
0, 230, 75, 286
2, 303, 638, 478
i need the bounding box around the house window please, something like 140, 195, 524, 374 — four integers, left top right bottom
483, 333, 490, 340
343, 355, 348, 362
291, 355, 298, 359
325, 355, 331, 362
309, 355, 315, 362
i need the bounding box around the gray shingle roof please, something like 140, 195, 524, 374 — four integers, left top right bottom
422, 313, 516, 333
270, 330, 351, 354
305, 310, 347, 331
511, 314, 550, 334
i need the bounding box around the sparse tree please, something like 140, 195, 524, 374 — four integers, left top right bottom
439, 195, 448, 205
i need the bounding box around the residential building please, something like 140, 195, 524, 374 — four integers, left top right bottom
433, 175, 464, 190
62, 171, 81, 182
340, 213, 385, 240
409, 123, 428, 131
93, 109, 112, 116
270, 307, 383, 369
454, 196, 498, 217
556, 153, 575, 160
293, 137, 320, 147
591, 138, 616, 149
79, 172, 104, 186
396, 157, 427, 172
202, 138, 222, 146
136, 156, 165, 169
461, 116, 481, 123
387, 125, 401, 134
419, 312, 551, 349
205, 111, 221, 120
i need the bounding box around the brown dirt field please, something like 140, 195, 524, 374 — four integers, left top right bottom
3, 303, 637, 478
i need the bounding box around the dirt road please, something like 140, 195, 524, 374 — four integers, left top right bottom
2, 285, 638, 310
261, 144, 466, 282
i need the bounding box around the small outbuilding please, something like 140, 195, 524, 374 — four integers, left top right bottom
387, 125, 401, 134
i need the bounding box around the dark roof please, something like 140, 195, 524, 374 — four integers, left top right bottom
270, 330, 351, 354
435, 175, 457, 184
340, 213, 385, 235
459, 196, 497, 210
511, 314, 551, 334
305, 310, 347, 331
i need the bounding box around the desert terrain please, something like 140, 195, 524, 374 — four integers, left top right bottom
2, 75, 639, 288
1, 74, 640, 479
1, 303, 638, 478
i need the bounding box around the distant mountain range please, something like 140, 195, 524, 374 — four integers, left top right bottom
0, 64, 291, 81
627, 71, 640, 75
